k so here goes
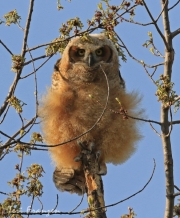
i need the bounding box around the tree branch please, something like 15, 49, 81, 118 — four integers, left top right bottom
141, 0, 168, 49
0, 40, 13, 55
168, 0, 180, 11
0, 0, 35, 117
161, 1, 175, 217
171, 28, 180, 39
23, 55, 47, 66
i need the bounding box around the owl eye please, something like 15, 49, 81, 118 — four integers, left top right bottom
77, 49, 85, 56
95, 48, 103, 56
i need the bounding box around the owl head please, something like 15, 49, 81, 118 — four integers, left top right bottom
59, 34, 120, 83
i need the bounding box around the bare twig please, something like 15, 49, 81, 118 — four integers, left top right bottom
165, 107, 173, 137
37, 197, 44, 213
0, 40, 13, 55
50, 195, 59, 213
149, 122, 161, 137
27, 195, 35, 218
116, 33, 164, 69
142, 65, 157, 85
168, 0, 180, 11
20, 55, 52, 79
23, 55, 47, 66
4, 116, 37, 145
0, 105, 10, 124
69, 193, 84, 213
0, 191, 9, 196
174, 185, 180, 192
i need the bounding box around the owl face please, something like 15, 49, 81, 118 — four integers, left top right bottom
60, 34, 119, 83
69, 45, 112, 68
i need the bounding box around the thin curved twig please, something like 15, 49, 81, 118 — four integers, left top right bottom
69, 192, 84, 213
149, 122, 161, 137
168, 0, 180, 11
49, 195, 59, 214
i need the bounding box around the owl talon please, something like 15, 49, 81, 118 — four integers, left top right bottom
96, 150, 101, 160
97, 163, 107, 176
88, 142, 95, 151
74, 155, 82, 162
53, 168, 85, 195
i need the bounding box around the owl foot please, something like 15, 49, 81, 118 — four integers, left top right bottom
53, 168, 85, 195
98, 162, 107, 176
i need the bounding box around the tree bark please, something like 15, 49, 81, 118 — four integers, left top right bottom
161, 1, 175, 217
79, 142, 107, 218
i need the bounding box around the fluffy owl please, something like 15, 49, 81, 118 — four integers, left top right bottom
39, 34, 142, 195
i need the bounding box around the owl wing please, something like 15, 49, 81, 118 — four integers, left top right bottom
51, 59, 61, 90
119, 70, 125, 88
53, 168, 85, 195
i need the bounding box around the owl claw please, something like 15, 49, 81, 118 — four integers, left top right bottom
74, 155, 82, 162
97, 162, 107, 176
96, 150, 101, 160
53, 168, 85, 195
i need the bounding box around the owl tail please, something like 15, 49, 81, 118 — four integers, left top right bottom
53, 168, 85, 195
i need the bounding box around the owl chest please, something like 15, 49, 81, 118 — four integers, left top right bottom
63, 86, 118, 131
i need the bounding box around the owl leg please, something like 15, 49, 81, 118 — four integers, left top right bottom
53, 168, 85, 195
77, 141, 107, 176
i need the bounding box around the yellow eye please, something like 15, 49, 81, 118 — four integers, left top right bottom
77, 49, 85, 56
95, 48, 103, 56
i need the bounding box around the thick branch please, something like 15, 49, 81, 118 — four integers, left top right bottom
79, 142, 107, 218
161, 1, 175, 217
171, 28, 180, 39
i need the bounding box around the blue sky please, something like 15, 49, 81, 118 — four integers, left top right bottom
0, 1, 180, 217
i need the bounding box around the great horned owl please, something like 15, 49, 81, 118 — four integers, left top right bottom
39, 34, 142, 194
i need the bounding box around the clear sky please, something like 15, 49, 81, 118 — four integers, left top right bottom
0, 1, 180, 217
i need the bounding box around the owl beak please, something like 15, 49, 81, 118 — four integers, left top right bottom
88, 53, 94, 67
